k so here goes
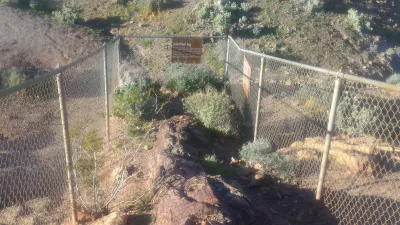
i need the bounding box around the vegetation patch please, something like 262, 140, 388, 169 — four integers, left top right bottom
202, 154, 237, 179
162, 64, 219, 95
239, 139, 293, 178
55, 4, 84, 25
336, 95, 379, 138
113, 77, 158, 122
184, 88, 237, 136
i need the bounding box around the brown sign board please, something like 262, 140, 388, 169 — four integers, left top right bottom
242, 56, 251, 98
171, 38, 203, 64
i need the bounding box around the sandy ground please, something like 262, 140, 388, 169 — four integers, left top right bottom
0, 6, 98, 71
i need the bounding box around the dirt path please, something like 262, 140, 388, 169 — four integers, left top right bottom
0, 6, 98, 71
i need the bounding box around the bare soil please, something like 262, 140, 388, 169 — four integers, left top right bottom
0, 6, 98, 71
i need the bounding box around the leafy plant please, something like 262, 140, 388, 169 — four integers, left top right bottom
344, 9, 372, 33
184, 88, 238, 135
296, 0, 322, 13
194, 0, 214, 20
251, 25, 261, 36
212, 10, 231, 35
336, 95, 379, 137
240, 2, 250, 12
0, 67, 23, 89
239, 139, 293, 178
113, 77, 158, 121
386, 73, 400, 87
162, 64, 219, 94
55, 4, 83, 25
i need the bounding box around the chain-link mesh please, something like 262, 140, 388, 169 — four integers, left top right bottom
0, 77, 70, 224
226, 37, 400, 225
322, 80, 400, 224
0, 37, 121, 224
226, 42, 260, 138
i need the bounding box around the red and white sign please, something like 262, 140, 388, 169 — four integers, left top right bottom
242, 56, 251, 98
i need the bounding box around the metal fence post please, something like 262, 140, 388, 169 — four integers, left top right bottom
224, 37, 230, 82
103, 44, 110, 142
117, 37, 121, 83
254, 55, 265, 141
316, 78, 341, 201
56, 74, 78, 225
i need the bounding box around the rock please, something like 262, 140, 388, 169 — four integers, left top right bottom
149, 118, 254, 225
249, 174, 264, 187
184, 176, 218, 205
143, 145, 149, 150
77, 211, 92, 223
254, 163, 263, 170
277, 136, 399, 175
230, 157, 239, 166
92, 212, 127, 225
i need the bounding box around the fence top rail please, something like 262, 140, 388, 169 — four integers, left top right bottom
0, 37, 120, 98
121, 35, 227, 39
228, 36, 400, 92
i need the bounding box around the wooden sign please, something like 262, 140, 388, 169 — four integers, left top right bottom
171, 38, 203, 64
243, 56, 251, 98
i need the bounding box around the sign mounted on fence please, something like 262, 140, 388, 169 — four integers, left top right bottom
242, 56, 251, 98
171, 38, 203, 64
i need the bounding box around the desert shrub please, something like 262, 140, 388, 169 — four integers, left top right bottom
336, 95, 379, 137
29, 0, 42, 10
194, 0, 214, 20
113, 77, 157, 121
162, 64, 219, 94
386, 73, 400, 87
239, 139, 292, 178
344, 9, 372, 33
0, 67, 23, 89
296, 0, 322, 13
251, 25, 261, 36
239, 15, 248, 24
240, 2, 249, 12
184, 88, 237, 135
55, 4, 83, 25
212, 10, 231, 35
194, 0, 249, 35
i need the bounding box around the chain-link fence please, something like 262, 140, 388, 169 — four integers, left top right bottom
2, 34, 399, 224
0, 37, 120, 224
0, 35, 228, 224
226, 36, 400, 224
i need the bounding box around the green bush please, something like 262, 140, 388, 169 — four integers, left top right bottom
194, 0, 242, 35
239, 139, 292, 178
0, 67, 24, 89
296, 0, 322, 13
162, 64, 219, 94
344, 9, 372, 33
194, 0, 214, 20
113, 77, 157, 121
336, 95, 379, 137
55, 4, 83, 25
386, 73, 400, 87
184, 88, 237, 135
212, 10, 231, 35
